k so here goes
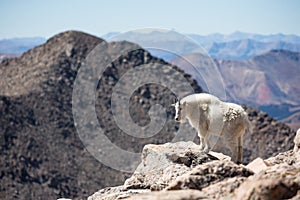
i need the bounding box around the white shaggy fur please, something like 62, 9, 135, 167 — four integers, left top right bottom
173, 93, 251, 163
294, 128, 300, 152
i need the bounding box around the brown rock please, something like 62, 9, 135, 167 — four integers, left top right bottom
208, 151, 231, 161
246, 157, 270, 173
124, 142, 224, 190
200, 177, 246, 199
266, 150, 297, 165
235, 164, 300, 200
166, 160, 253, 190
88, 141, 300, 200
124, 189, 205, 200
87, 186, 149, 200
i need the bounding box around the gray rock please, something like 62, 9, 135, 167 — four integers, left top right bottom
234, 163, 300, 200
124, 141, 227, 190
246, 157, 270, 173
88, 136, 300, 200
87, 186, 149, 200
124, 189, 205, 200
166, 160, 253, 190
266, 150, 297, 166
200, 176, 246, 199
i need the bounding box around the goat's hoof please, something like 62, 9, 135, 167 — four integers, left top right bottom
203, 148, 210, 154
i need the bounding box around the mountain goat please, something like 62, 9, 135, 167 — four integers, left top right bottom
173, 93, 251, 163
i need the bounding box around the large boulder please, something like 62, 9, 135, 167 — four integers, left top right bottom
166, 160, 252, 190
235, 163, 300, 200
89, 141, 253, 200
89, 132, 300, 200
124, 141, 234, 191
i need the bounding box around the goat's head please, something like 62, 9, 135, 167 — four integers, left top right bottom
172, 100, 187, 123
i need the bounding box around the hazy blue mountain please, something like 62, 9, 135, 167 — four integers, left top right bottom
187, 33, 225, 45
104, 31, 300, 46
188, 32, 300, 59
101, 32, 120, 40
187, 31, 300, 45
0, 37, 46, 54
102, 30, 300, 60
103, 29, 207, 60
208, 39, 300, 60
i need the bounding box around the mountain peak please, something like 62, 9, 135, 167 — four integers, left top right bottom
48, 30, 102, 43
255, 49, 300, 62
0, 31, 104, 96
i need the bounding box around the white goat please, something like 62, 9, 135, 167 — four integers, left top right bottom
173, 93, 251, 163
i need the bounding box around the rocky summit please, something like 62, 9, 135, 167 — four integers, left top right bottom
88, 131, 300, 200
0, 30, 298, 200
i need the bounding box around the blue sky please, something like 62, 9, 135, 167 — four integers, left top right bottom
0, 0, 300, 39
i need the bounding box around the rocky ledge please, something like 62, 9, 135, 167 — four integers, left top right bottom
88, 130, 300, 200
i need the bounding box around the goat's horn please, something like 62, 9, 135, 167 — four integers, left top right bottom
176, 97, 181, 105
174, 95, 179, 103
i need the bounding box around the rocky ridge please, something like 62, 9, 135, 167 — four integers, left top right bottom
88, 130, 300, 200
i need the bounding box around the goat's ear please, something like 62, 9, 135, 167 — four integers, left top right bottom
201, 104, 208, 111
171, 103, 176, 107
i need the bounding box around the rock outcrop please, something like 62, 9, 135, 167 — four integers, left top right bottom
124, 142, 235, 191
89, 131, 300, 200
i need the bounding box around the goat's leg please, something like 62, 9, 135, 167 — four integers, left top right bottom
228, 138, 239, 163
199, 135, 205, 150
237, 135, 243, 163
198, 131, 210, 153
203, 134, 211, 153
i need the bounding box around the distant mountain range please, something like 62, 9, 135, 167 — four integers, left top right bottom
207, 39, 300, 60
103, 31, 300, 60
102, 31, 300, 44
0, 37, 46, 54
2, 31, 300, 60
187, 31, 300, 45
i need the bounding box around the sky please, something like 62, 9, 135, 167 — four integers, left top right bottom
0, 0, 300, 39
